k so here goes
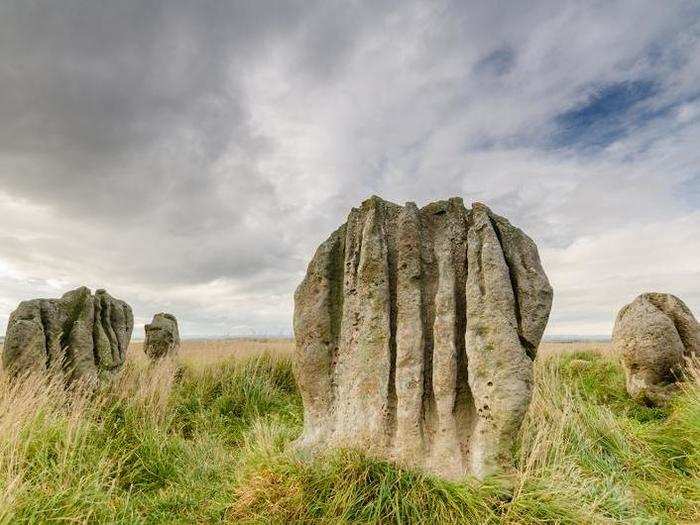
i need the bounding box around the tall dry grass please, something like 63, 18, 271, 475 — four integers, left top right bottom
0, 339, 298, 523
0, 338, 696, 523
128, 337, 294, 369
0, 357, 182, 522
537, 339, 611, 357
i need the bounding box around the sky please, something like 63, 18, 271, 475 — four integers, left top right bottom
1, 1, 699, 339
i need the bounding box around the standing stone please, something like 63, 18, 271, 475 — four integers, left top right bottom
613, 293, 699, 406
143, 313, 180, 361
2, 287, 133, 384
293, 196, 553, 480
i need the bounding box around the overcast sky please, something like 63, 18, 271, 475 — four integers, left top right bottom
1, 1, 699, 339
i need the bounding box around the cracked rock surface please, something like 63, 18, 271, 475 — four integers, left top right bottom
144, 313, 180, 361
2, 287, 133, 384
293, 196, 553, 480
613, 293, 699, 406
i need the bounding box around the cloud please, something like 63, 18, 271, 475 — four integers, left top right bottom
543, 211, 700, 335
1, 0, 699, 338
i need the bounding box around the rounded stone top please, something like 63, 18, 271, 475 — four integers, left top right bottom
613, 292, 699, 406
144, 312, 181, 361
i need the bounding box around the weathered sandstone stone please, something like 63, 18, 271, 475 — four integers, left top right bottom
613, 293, 699, 406
2, 287, 133, 384
293, 196, 553, 480
144, 313, 180, 361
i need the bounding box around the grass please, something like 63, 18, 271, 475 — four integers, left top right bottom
0, 339, 697, 524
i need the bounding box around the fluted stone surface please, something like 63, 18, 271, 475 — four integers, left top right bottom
613, 293, 699, 406
2, 287, 133, 384
293, 196, 553, 480
144, 313, 180, 361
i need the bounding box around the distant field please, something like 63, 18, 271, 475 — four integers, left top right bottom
0, 338, 612, 379
1, 339, 609, 378
128, 338, 296, 367
126, 338, 611, 365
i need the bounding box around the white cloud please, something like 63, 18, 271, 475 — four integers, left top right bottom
543, 212, 700, 335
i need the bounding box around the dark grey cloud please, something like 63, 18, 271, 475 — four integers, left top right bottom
0, 1, 307, 217
473, 46, 516, 77
0, 0, 330, 291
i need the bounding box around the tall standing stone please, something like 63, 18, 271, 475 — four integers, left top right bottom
613, 293, 699, 406
293, 196, 553, 480
143, 313, 180, 361
2, 287, 133, 384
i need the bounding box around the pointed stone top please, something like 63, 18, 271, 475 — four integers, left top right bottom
361, 195, 385, 208
471, 201, 491, 212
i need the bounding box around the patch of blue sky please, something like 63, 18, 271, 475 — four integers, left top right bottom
551, 80, 660, 151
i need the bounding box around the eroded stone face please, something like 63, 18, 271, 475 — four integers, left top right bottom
144, 313, 180, 361
293, 196, 553, 480
2, 287, 133, 384
613, 293, 699, 406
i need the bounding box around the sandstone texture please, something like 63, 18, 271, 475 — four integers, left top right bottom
2, 287, 133, 384
144, 313, 180, 361
293, 196, 553, 480
613, 293, 699, 406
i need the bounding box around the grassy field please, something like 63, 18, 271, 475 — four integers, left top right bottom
0, 339, 697, 524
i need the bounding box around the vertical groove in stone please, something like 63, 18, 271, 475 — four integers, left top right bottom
337, 208, 362, 393
38, 302, 52, 369
385, 206, 400, 444
98, 293, 119, 366
490, 214, 552, 356
351, 201, 391, 445
431, 245, 461, 476
92, 290, 133, 373
488, 215, 522, 336
121, 304, 134, 364
333, 207, 363, 442
420, 237, 437, 450
107, 299, 119, 365
66, 288, 98, 383
395, 202, 425, 459
327, 225, 346, 411
466, 203, 532, 479
92, 297, 104, 369
418, 206, 439, 451
450, 201, 472, 466
344, 209, 363, 300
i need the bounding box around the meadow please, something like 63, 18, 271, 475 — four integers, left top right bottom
0, 339, 697, 524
